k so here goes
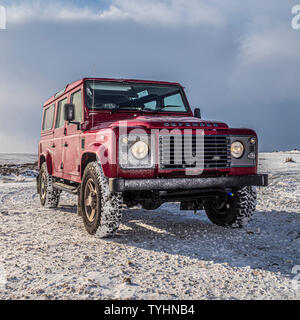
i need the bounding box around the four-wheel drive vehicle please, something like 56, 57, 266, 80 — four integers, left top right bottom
37, 78, 268, 237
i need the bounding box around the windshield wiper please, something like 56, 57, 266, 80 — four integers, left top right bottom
145, 105, 183, 114
119, 106, 143, 110
115, 106, 147, 115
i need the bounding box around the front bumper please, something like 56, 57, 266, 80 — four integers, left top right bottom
109, 174, 268, 193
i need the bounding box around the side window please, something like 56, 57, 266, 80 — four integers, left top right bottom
42, 104, 55, 131
70, 90, 83, 123
55, 98, 68, 129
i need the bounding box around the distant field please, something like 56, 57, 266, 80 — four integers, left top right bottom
0, 154, 37, 165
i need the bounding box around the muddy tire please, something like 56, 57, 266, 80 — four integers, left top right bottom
203, 186, 257, 228
39, 162, 60, 208
80, 162, 123, 237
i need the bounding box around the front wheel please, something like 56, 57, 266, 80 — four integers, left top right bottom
203, 186, 257, 228
80, 162, 123, 237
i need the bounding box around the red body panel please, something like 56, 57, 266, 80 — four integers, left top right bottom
38, 78, 258, 184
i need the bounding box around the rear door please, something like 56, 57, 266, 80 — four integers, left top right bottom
52, 97, 68, 177
40, 104, 55, 168
62, 89, 83, 179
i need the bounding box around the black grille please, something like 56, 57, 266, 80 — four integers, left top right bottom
159, 135, 231, 170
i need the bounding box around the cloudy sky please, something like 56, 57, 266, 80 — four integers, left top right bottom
0, 0, 299, 153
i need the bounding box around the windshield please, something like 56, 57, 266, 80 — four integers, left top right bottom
85, 81, 189, 113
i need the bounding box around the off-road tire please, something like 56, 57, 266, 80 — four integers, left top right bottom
39, 162, 60, 208
203, 186, 257, 228
80, 162, 123, 237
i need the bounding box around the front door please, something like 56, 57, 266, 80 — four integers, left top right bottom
62, 89, 83, 179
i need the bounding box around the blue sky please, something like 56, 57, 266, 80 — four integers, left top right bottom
0, 0, 299, 153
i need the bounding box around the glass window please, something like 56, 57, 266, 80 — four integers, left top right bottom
70, 90, 83, 123
56, 98, 67, 129
42, 104, 55, 131
85, 81, 188, 113
163, 93, 186, 111
144, 100, 158, 110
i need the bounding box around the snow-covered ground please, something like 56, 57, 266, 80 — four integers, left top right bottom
0, 153, 37, 165
0, 153, 299, 300
258, 151, 300, 213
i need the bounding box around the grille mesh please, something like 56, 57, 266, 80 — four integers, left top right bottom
159, 135, 231, 170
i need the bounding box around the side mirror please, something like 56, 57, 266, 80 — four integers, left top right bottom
64, 104, 75, 122
194, 108, 201, 119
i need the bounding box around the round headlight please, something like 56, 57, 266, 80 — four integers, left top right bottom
130, 141, 149, 160
231, 141, 245, 159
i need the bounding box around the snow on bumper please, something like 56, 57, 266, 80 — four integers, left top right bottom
109, 174, 268, 192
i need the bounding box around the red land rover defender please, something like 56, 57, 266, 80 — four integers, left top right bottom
37, 78, 268, 237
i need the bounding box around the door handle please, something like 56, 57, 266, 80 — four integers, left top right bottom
64, 142, 69, 147
51, 143, 56, 148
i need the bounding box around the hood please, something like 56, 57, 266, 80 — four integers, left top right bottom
90, 115, 228, 131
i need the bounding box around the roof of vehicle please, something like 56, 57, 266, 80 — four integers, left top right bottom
43, 77, 184, 107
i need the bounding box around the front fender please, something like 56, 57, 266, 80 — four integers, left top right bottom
46, 152, 53, 175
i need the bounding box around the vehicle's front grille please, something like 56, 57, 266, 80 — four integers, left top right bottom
159, 135, 231, 170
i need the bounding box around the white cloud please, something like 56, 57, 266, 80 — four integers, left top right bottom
7, 2, 100, 23
227, 24, 300, 104
100, 0, 224, 27
6, 0, 224, 28
239, 25, 300, 66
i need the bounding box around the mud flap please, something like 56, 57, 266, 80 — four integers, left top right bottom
77, 187, 82, 216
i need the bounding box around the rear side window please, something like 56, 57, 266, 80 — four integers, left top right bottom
42, 104, 55, 131
70, 90, 83, 123
55, 98, 68, 129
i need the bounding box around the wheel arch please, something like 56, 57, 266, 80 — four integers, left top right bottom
81, 152, 98, 178
39, 153, 53, 175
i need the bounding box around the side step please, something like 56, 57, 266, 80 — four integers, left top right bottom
53, 182, 79, 194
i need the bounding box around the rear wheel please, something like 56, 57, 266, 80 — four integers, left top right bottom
203, 186, 257, 228
80, 162, 123, 237
39, 162, 60, 208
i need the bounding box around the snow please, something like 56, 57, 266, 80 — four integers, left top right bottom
0, 153, 37, 165
0, 152, 299, 300
258, 152, 300, 213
